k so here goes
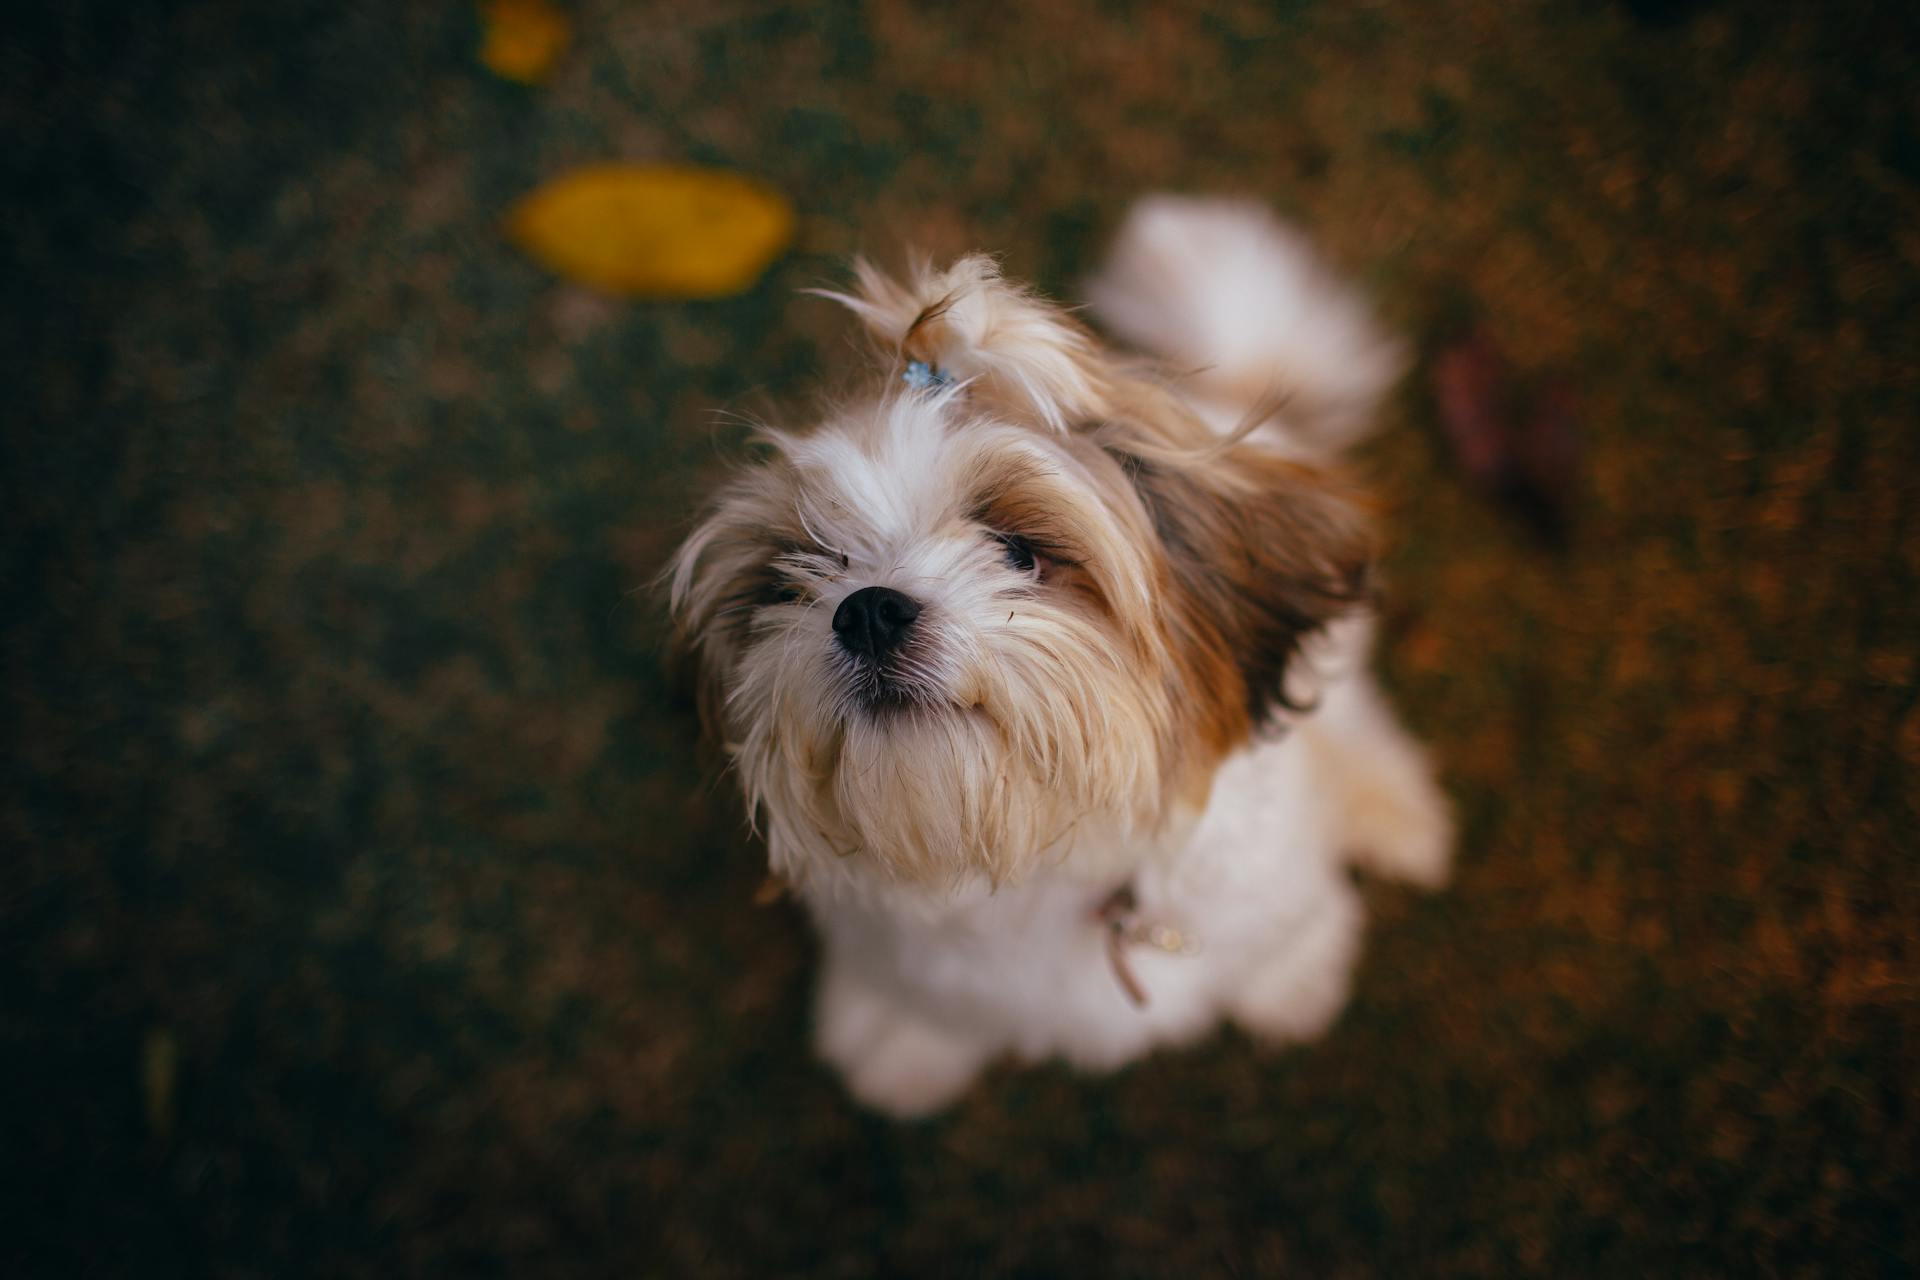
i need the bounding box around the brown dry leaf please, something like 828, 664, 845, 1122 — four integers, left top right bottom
506, 165, 795, 298
1433, 329, 1583, 547
478, 0, 571, 85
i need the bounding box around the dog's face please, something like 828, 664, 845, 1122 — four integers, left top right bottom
672, 257, 1373, 891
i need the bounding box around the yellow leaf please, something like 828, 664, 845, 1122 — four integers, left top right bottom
506, 165, 795, 298
478, 0, 571, 85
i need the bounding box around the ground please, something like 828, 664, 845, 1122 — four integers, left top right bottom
4, 1, 1917, 1275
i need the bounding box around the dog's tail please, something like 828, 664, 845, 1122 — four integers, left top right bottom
1086, 195, 1404, 453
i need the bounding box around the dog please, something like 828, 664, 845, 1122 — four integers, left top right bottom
670, 196, 1452, 1116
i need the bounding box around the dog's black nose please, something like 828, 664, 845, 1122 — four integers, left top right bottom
832, 586, 922, 660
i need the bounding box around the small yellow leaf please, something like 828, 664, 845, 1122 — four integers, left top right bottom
478, 0, 571, 85
506, 165, 795, 298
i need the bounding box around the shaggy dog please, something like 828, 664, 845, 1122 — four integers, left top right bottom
672, 197, 1451, 1116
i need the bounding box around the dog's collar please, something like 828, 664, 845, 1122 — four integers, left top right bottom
759, 871, 1198, 1009
1095, 881, 1200, 1008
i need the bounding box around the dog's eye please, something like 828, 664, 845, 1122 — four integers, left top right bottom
761, 575, 805, 605
994, 533, 1038, 574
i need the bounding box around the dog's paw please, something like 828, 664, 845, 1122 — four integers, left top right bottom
815, 964, 993, 1118
838, 1014, 992, 1119
1342, 759, 1454, 891
815, 961, 898, 1071
1228, 882, 1363, 1046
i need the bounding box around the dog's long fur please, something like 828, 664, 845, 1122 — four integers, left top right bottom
671, 196, 1451, 1115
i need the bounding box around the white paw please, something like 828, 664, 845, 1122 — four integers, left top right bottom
1228, 884, 1363, 1045
814, 965, 993, 1118
814, 961, 898, 1071
838, 1014, 992, 1119
1343, 761, 1454, 890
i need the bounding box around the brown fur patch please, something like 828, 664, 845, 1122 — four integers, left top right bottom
1106, 420, 1375, 758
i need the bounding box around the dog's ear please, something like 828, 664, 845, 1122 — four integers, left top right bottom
1121, 441, 1375, 751
666, 518, 747, 748
665, 625, 731, 757
816, 255, 1114, 432
667, 469, 792, 747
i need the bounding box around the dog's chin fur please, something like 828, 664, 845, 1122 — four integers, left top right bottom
672, 196, 1453, 1114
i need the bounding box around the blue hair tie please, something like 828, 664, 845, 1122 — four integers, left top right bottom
903, 359, 952, 389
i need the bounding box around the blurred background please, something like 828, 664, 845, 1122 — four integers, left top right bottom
4, 0, 1916, 1274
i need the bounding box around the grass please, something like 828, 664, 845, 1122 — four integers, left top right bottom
4, 0, 1916, 1274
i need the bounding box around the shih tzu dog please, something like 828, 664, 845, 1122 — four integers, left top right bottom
671, 196, 1452, 1116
